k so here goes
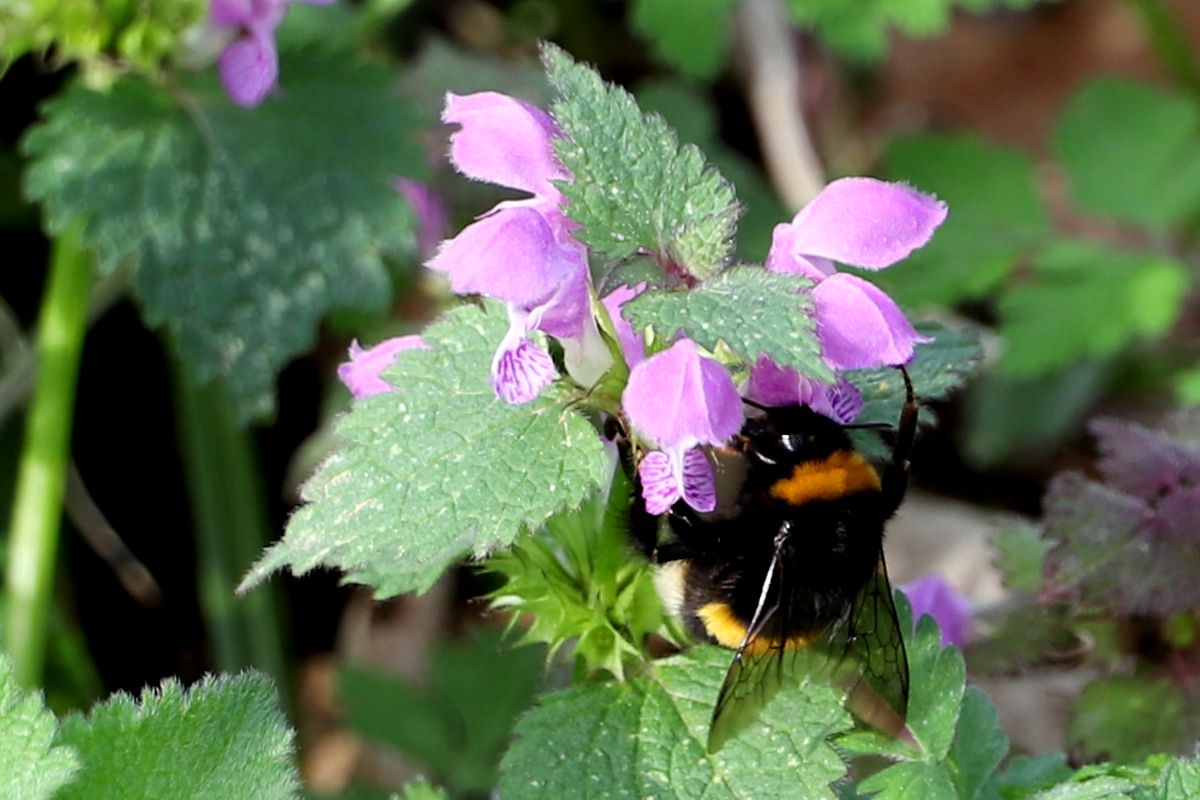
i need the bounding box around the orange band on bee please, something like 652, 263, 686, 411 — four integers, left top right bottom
768, 450, 881, 506
697, 602, 810, 654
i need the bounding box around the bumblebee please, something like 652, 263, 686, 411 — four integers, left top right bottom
624, 370, 917, 752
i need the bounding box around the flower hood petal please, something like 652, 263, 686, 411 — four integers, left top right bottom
443, 91, 569, 199
623, 339, 742, 449
779, 177, 947, 271
426, 206, 581, 307
813, 273, 931, 370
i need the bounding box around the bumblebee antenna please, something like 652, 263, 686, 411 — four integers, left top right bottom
741, 397, 770, 412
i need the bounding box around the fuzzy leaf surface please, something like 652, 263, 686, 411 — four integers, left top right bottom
948, 687, 1009, 800
242, 302, 610, 598
53, 673, 297, 800
623, 266, 829, 379
1066, 678, 1200, 764
1054, 78, 1200, 231
498, 647, 850, 799
543, 44, 739, 279
0, 656, 78, 799
22, 53, 422, 419
851, 322, 983, 426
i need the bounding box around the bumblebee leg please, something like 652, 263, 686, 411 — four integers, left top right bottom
881, 366, 918, 517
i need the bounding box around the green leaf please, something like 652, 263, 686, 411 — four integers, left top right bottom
398, 779, 451, 800
857, 762, 958, 800
498, 647, 850, 799
961, 360, 1110, 468
1053, 78, 1200, 231
22, 53, 423, 419
989, 753, 1073, 799
630, 0, 738, 79
542, 44, 740, 280
1033, 777, 1139, 800
1160, 755, 1200, 800
850, 322, 983, 426
634, 80, 787, 263
838, 598, 966, 763
54, 672, 297, 799
339, 629, 544, 792
880, 133, 1050, 308
623, 266, 831, 380
1067, 677, 1200, 764
991, 521, 1051, 594
948, 687, 1009, 800
241, 302, 610, 598
997, 242, 1188, 379
0, 655, 78, 799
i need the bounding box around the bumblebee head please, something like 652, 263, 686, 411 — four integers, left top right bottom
739, 405, 852, 468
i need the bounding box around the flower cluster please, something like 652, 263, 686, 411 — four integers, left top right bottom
339, 91, 946, 515
209, 0, 332, 108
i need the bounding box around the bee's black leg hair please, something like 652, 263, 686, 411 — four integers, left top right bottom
881, 366, 918, 517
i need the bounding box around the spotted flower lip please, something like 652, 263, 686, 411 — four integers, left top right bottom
210, 0, 333, 108
338, 335, 428, 398
623, 339, 743, 514
900, 575, 972, 648
428, 91, 607, 405
766, 177, 945, 370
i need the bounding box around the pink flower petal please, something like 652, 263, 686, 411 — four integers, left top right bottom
426, 206, 582, 307
210, 0, 254, 28
601, 283, 647, 368
443, 92, 569, 199
218, 31, 278, 108
782, 177, 947, 271
623, 339, 742, 450
492, 337, 556, 404
526, 246, 590, 341
395, 179, 448, 259
765, 222, 836, 281
680, 447, 716, 512
639, 450, 680, 515
744, 357, 863, 424
900, 575, 972, 648
337, 335, 428, 398
813, 273, 931, 370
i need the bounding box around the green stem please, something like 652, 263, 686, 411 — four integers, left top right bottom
1129, 0, 1200, 94
172, 365, 289, 704
3, 222, 92, 687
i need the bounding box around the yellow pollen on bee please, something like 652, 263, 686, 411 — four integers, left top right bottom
768, 450, 880, 506
696, 602, 810, 655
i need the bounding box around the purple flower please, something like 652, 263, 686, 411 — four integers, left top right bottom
395, 179, 448, 259
338, 336, 428, 398
623, 339, 743, 514
766, 178, 946, 370
744, 356, 863, 424
601, 283, 647, 368
900, 575, 971, 648
428, 92, 607, 404
211, 0, 333, 108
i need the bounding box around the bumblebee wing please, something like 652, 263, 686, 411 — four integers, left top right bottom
707, 539, 820, 753
831, 553, 910, 736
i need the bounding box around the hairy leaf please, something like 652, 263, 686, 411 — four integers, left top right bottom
498, 647, 849, 799
1042, 414, 1200, 616
857, 762, 957, 800
22, 53, 422, 419
1054, 78, 1200, 231
851, 322, 983, 426
623, 267, 829, 379
881, 133, 1049, 307
1161, 755, 1200, 800
997, 242, 1187, 379
242, 302, 609, 598
0, 656, 78, 799
948, 687, 1009, 800
542, 44, 739, 280
54, 673, 297, 799
991, 521, 1050, 594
